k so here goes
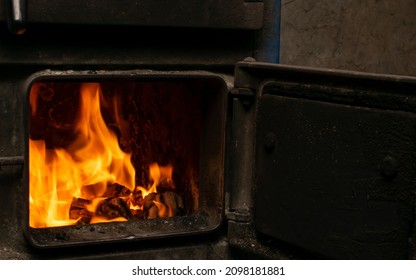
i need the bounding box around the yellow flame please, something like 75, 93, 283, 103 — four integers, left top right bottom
29, 83, 135, 228
29, 83, 176, 228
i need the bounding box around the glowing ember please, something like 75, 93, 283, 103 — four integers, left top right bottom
29, 83, 183, 228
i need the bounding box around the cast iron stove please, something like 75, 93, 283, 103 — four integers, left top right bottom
0, 0, 415, 260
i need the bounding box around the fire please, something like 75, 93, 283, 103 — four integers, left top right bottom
29, 83, 179, 228
136, 163, 173, 197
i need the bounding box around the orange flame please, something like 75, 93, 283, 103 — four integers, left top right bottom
136, 163, 174, 197
29, 83, 138, 228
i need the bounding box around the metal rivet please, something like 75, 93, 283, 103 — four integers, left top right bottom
380, 155, 398, 180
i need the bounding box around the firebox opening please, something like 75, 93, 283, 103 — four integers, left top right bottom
25, 72, 226, 247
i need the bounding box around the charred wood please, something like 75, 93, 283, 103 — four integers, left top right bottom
96, 197, 132, 220
102, 182, 131, 197
147, 204, 159, 219
70, 197, 91, 209
69, 197, 93, 224
69, 184, 184, 223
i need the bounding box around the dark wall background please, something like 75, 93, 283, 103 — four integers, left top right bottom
280, 0, 416, 76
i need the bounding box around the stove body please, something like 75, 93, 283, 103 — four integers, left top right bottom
1, 1, 415, 260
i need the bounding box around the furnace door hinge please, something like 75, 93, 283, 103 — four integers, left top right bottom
226, 85, 256, 223
229, 87, 255, 111
224, 192, 251, 223
230, 87, 254, 97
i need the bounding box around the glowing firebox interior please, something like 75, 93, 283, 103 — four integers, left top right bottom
29, 79, 202, 228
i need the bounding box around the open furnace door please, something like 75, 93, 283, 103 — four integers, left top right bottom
233, 61, 416, 259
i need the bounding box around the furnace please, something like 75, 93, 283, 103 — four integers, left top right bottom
25, 72, 226, 247
0, 1, 415, 260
